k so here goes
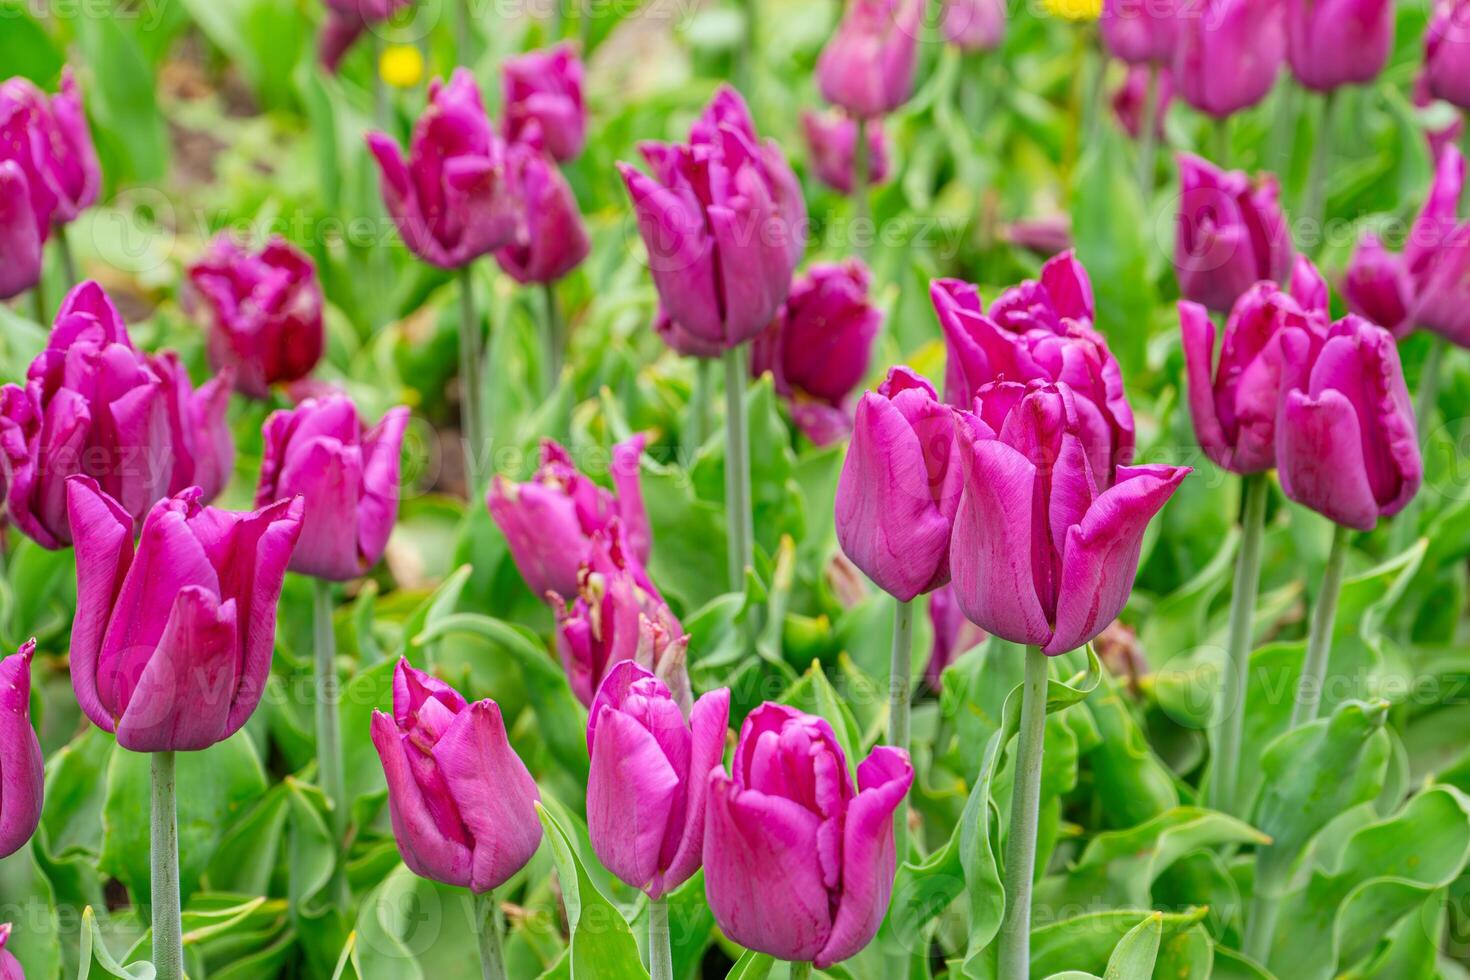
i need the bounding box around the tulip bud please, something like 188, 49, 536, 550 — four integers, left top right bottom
1173, 0, 1286, 118
704, 703, 914, 967
1100, 0, 1180, 65
950, 381, 1189, 654
800, 110, 890, 196
926, 584, 986, 691
66, 477, 303, 752
585, 662, 730, 899
0, 160, 42, 300
1286, 0, 1393, 91
835, 367, 964, 602
941, 0, 1007, 51
256, 395, 410, 582
494, 134, 591, 285
501, 44, 586, 163
0, 68, 100, 230
371, 660, 542, 893
317, 11, 365, 73
367, 69, 519, 269
1425, 0, 1470, 110
1275, 316, 1421, 530
1113, 66, 1174, 140
187, 235, 325, 399
817, 0, 925, 118
487, 435, 652, 601
0, 641, 42, 860
1175, 154, 1295, 314
1342, 235, 1412, 336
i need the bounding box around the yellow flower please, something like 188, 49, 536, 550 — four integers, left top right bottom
1042, 0, 1102, 20
379, 44, 424, 89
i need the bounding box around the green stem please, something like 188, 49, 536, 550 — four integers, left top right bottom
1213, 115, 1230, 168
314, 579, 350, 907
459, 265, 484, 493
476, 890, 508, 980
1244, 890, 1281, 965
889, 598, 913, 843
1303, 91, 1336, 252
722, 346, 753, 594
580, 0, 592, 52
1391, 334, 1446, 553
1137, 63, 1160, 197
1212, 472, 1268, 817
30, 282, 45, 327
852, 117, 871, 261
371, 30, 389, 132
739, 0, 758, 105
150, 751, 183, 980
788, 964, 813, 980
649, 895, 672, 980
687, 357, 713, 458
457, 0, 474, 67
543, 282, 565, 389
1289, 524, 1352, 728
997, 645, 1050, 980
53, 223, 77, 287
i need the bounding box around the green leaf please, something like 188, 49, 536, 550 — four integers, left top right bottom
76, 907, 153, 980
0, 2, 63, 84
724, 948, 775, 979
399, 564, 475, 665
1103, 912, 1162, 980
1027, 908, 1209, 979
1081, 668, 1180, 829
72, 15, 167, 183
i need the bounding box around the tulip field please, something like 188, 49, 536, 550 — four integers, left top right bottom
7, 0, 1470, 976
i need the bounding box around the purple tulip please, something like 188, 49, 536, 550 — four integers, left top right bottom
494, 134, 590, 285
66, 476, 303, 752
704, 703, 914, 967
0, 68, 100, 232
0, 641, 42, 860
0, 282, 234, 549
1175, 154, 1295, 314
367, 69, 519, 270
187, 235, 325, 399
317, 0, 415, 72
371, 660, 543, 893
1426, 0, 1470, 110
1286, 0, 1393, 91
1101, 0, 1180, 64
800, 110, 890, 196
1113, 65, 1175, 139
487, 435, 652, 602
653, 307, 725, 360
817, 0, 925, 118
0, 160, 41, 300
585, 661, 729, 899
619, 87, 805, 351
1275, 315, 1421, 530
941, 0, 1007, 51
502, 44, 586, 164
1174, 0, 1285, 118
1005, 215, 1074, 256
1342, 235, 1412, 336
256, 395, 409, 582
1406, 146, 1470, 346
950, 381, 1189, 654
835, 367, 964, 602
926, 584, 986, 691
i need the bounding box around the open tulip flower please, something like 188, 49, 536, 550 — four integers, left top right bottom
371, 660, 543, 893
1286, 0, 1394, 91
1100, 0, 1179, 65
1342, 233, 1413, 336
0, 640, 42, 860
501, 44, 587, 164
1173, 0, 1286, 118
1175, 154, 1295, 315
0, 68, 100, 234
817, 0, 925, 118
704, 702, 914, 968
800, 110, 891, 196
67, 476, 303, 752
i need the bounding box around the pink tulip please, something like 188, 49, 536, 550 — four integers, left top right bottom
1173, 0, 1285, 118
494, 134, 590, 285
1342, 234, 1412, 336
371, 660, 542, 893
800, 110, 890, 196
1101, 0, 1180, 65
1275, 315, 1421, 530
256, 395, 409, 582
67, 477, 303, 752
941, 0, 1007, 51
0, 68, 100, 231
1175, 154, 1295, 314
1425, 0, 1470, 110
817, 0, 925, 118
704, 703, 914, 967
0, 160, 41, 300
0, 925, 20, 980
0, 641, 42, 860
1286, 0, 1394, 91
1113, 66, 1174, 139
586, 661, 729, 899
502, 44, 586, 163
950, 381, 1189, 654
926, 584, 986, 690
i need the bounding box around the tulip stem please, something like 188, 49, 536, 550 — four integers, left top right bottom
53, 223, 77, 288
543, 282, 565, 389
648, 895, 673, 980
998, 645, 1050, 980
1289, 523, 1352, 728
371, 30, 389, 133
853, 117, 871, 261
688, 356, 713, 458
1303, 90, 1336, 252
722, 346, 753, 596
314, 578, 350, 907
476, 890, 508, 980
29, 283, 45, 327
889, 597, 913, 848
788, 965, 812, 980
1212, 116, 1230, 168
457, 0, 474, 67
738, 0, 757, 105
1137, 63, 1160, 198
459, 265, 485, 492
150, 751, 183, 980
1211, 472, 1268, 817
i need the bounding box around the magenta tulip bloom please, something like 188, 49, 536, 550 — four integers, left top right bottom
1426, 0, 1470, 109
1175, 154, 1294, 314
1275, 316, 1421, 530
0, 282, 234, 549
1101, 0, 1180, 64
367, 69, 519, 269
704, 703, 914, 967
1113, 65, 1174, 139
494, 135, 590, 285
800, 110, 890, 196
950, 382, 1189, 654
371, 660, 542, 893
0, 640, 42, 861
0, 68, 100, 231
926, 584, 986, 691
619, 87, 805, 351
835, 368, 963, 602
1174, 0, 1285, 118
256, 395, 409, 582
502, 44, 586, 163
586, 662, 729, 899
0, 160, 41, 300
1286, 0, 1393, 91
187, 235, 325, 399
817, 0, 925, 118
1343, 234, 1412, 336
488, 435, 651, 601
1407, 147, 1470, 346
941, 0, 1006, 51
67, 477, 303, 752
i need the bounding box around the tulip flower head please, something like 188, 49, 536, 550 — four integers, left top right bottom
371, 660, 543, 893
0, 159, 41, 300
0, 68, 101, 232
927, 584, 986, 691
704, 703, 914, 967
501, 44, 586, 163
800, 110, 891, 196
586, 662, 730, 899
941, 0, 1007, 51
0, 640, 42, 860
1101, 0, 1180, 64
494, 130, 591, 285
817, 0, 925, 118
316, 0, 414, 74
1286, 0, 1394, 91
1173, 0, 1286, 118
1113, 65, 1174, 139
0, 925, 20, 980
1342, 234, 1413, 336
1426, 0, 1470, 110
187, 235, 325, 399
1175, 154, 1295, 315
67, 477, 303, 752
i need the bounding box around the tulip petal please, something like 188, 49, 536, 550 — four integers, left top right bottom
371, 710, 475, 889
587, 705, 681, 894
359, 406, 408, 572
656, 686, 731, 897
278, 436, 363, 580
487, 477, 590, 600
1277, 388, 1381, 531
0, 641, 42, 859
611, 434, 651, 567
66, 476, 133, 732
617, 163, 722, 345
0, 161, 41, 301
1179, 300, 1234, 470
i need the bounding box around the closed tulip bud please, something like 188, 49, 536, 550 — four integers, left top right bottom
1101, 0, 1180, 64
487, 435, 651, 601
704, 703, 914, 967
0, 641, 42, 860
367, 69, 519, 269
0, 282, 234, 549
0, 161, 41, 300
0, 69, 100, 230
950, 382, 1189, 654
1113, 65, 1174, 139
941, 0, 1007, 51
256, 395, 409, 582
1275, 316, 1421, 530
371, 660, 542, 893
926, 584, 985, 691
817, 0, 925, 118
586, 662, 729, 899
494, 134, 590, 285
187, 235, 325, 399
835, 367, 964, 602
1174, 0, 1285, 118
1343, 235, 1412, 336
800, 110, 890, 196
1286, 0, 1394, 91
66, 477, 303, 752
1425, 0, 1470, 110
1175, 154, 1294, 314
502, 44, 586, 163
